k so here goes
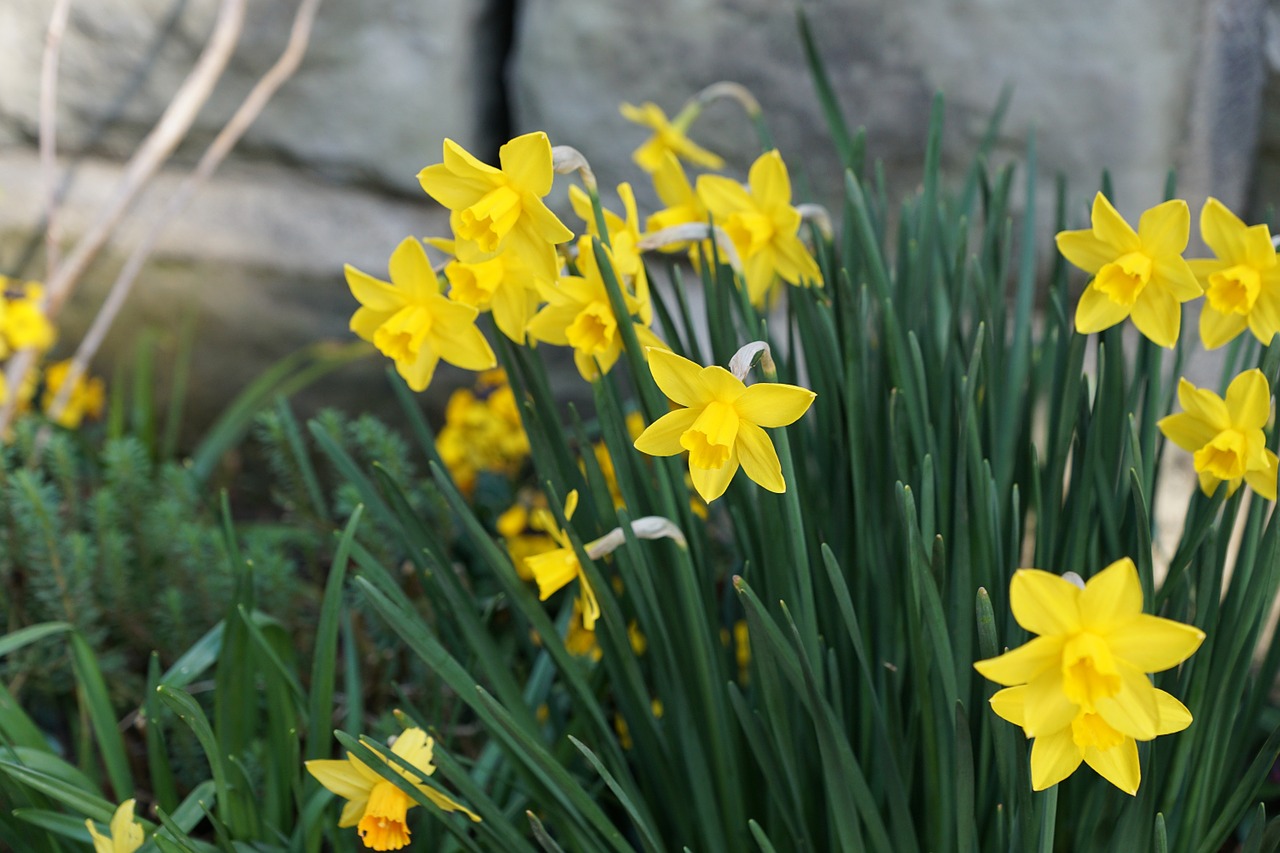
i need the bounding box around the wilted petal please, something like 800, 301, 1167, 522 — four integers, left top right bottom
1138, 199, 1190, 258
1030, 727, 1083, 791
1225, 369, 1271, 430
734, 383, 817, 428
735, 422, 785, 493
1010, 569, 1082, 636
1083, 738, 1140, 795
1078, 558, 1143, 631
973, 635, 1065, 686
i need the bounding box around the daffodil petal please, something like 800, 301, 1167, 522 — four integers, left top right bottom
1248, 285, 1280, 346
989, 685, 1028, 728
388, 237, 440, 302
490, 281, 532, 344
1201, 197, 1250, 263
1023, 668, 1079, 737
1078, 558, 1143, 631
1225, 369, 1271, 431
697, 174, 753, 219
1083, 738, 1140, 795
1056, 229, 1117, 275
307, 758, 372, 802
109, 800, 144, 850
1104, 614, 1205, 673
1157, 412, 1219, 454
749, 150, 791, 210
1243, 223, 1277, 269
350, 307, 392, 343
390, 728, 433, 766
499, 131, 554, 197
648, 348, 711, 407
700, 365, 748, 403
733, 383, 816, 429
1129, 287, 1180, 348
525, 303, 575, 346
398, 347, 440, 393
433, 320, 496, 372
634, 408, 700, 457
973, 635, 1065, 686
346, 265, 403, 312
1090, 193, 1141, 253
1245, 450, 1279, 501
417, 784, 483, 821
1154, 689, 1193, 735
1094, 662, 1160, 740
1030, 727, 1083, 791
1074, 282, 1132, 334
1010, 569, 1082, 636
1153, 257, 1204, 301
690, 449, 739, 503
338, 796, 369, 828
1200, 304, 1248, 350
735, 422, 785, 493
1137, 199, 1190, 258
1177, 378, 1231, 431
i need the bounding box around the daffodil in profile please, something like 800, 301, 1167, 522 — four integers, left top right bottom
696, 150, 822, 306
645, 151, 708, 242
620, 101, 724, 173
974, 558, 1204, 794
1056, 193, 1202, 347
307, 726, 479, 851
417, 132, 574, 281
1187, 198, 1280, 349
85, 799, 145, 853
346, 237, 496, 392
633, 348, 816, 502
570, 182, 652, 323
1157, 369, 1278, 500
524, 489, 601, 630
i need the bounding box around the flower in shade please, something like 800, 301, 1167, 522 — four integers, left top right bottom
620, 101, 724, 173
523, 490, 601, 630
85, 799, 145, 853
1056, 193, 1202, 348
525, 239, 666, 381
346, 237, 496, 392
1187, 198, 1280, 349
696, 150, 822, 306
306, 727, 479, 851
417, 132, 574, 282
633, 348, 816, 502
1157, 369, 1277, 500
974, 558, 1204, 794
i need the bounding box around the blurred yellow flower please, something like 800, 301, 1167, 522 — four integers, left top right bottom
85, 799, 144, 853
1157, 369, 1277, 500
1, 279, 56, 355
620, 101, 724, 173
1187, 198, 1280, 349
1056, 193, 1202, 348
417, 132, 574, 281
633, 348, 815, 502
524, 490, 601, 629
306, 727, 479, 851
645, 151, 708, 243
696, 150, 822, 306
974, 559, 1204, 794
42, 360, 105, 429
437, 373, 530, 495
346, 237, 496, 392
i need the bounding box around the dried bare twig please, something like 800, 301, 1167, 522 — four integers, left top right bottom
39, 0, 73, 280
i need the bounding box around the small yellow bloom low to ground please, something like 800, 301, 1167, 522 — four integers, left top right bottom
633, 348, 815, 503
1188, 197, 1280, 349
1157, 369, 1278, 500
346, 237, 496, 392
1056, 193, 1202, 347
974, 558, 1204, 794
307, 726, 479, 851
85, 798, 144, 853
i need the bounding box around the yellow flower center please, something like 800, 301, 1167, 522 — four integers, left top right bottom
565, 302, 617, 356
445, 257, 504, 308
680, 401, 739, 469
357, 780, 413, 851
725, 212, 776, 258
373, 305, 433, 365
1206, 264, 1262, 316
1070, 711, 1125, 751
1094, 251, 1152, 307
457, 185, 522, 253
1194, 429, 1249, 481
1061, 632, 1121, 713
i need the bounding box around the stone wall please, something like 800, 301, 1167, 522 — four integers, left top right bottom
0, 0, 1272, 428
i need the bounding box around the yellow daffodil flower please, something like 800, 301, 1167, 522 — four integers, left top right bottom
1157, 369, 1278, 500
1187, 198, 1280, 349
427, 237, 546, 345
620, 101, 724, 173
645, 151, 709, 244
436, 375, 530, 495
974, 558, 1204, 794
306, 727, 480, 851
570, 182, 652, 324
696, 150, 823, 306
989, 681, 1191, 794
1056, 193, 1202, 348
633, 348, 816, 502
42, 360, 105, 429
523, 490, 601, 630
346, 237, 496, 392
525, 239, 666, 381
564, 596, 604, 661
417, 132, 574, 282
85, 799, 145, 853
1, 279, 56, 354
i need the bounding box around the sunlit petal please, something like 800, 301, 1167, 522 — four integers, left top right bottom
1010, 569, 1081, 636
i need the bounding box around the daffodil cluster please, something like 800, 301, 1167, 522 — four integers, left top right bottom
975, 559, 1204, 794
436, 370, 530, 496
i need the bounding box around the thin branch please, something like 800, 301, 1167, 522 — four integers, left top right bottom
45, 0, 325, 427
0, 0, 246, 435
39, 0, 73, 279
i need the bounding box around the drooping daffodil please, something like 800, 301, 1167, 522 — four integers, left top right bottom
620, 101, 724, 173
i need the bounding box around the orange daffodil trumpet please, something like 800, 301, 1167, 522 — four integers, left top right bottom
975, 559, 1204, 794
307, 726, 479, 851
1056, 193, 1202, 348
85, 799, 145, 853
1157, 369, 1278, 500
633, 343, 815, 503
346, 238, 496, 392
1189, 198, 1280, 349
